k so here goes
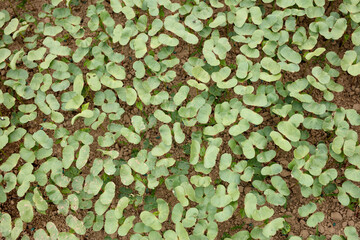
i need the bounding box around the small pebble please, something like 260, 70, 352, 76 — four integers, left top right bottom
280, 170, 291, 177
244, 186, 252, 194
331, 212, 343, 221
354, 104, 360, 111
300, 230, 309, 238
347, 210, 354, 218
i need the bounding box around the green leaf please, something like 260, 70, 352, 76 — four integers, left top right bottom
348, 62, 360, 76
252, 206, 274, 221
0, 11, 7, 29
214, 205, 234, 222
345, 168, 360, 182
332, 136, 344, 155
110, 0, 122, 13
234, 8, 248, 28
341, 50, 357, 71
157, 199, 169, 223
264, 189, 286, 206
312, 66, 330, 84
144, 55, 160, 72
86, 72, 101, 91
243, 94, 268, 107
0, 213, 11, 237
192, 66, 210, 83
33, 130, 53, 149
261, 164, 283, 176
185, 15, 203, 32
261, 57, 281, 75
211, 185, 232, 208
280, 45, 301, 64
270, 131, 292, 151
159, 34, 179, 47
10, 218, 23, 239
7, 69, 28, 80
305, 48, 326, 60
62, 145, 75, 169
190, 175, 211, 188
331, 18, 347, 40
100, 182, 115, 205
204, 138, 222, 169
173, 122, 185, 144
298, 202, 317, 217
0, 153, 20, 172
277, 121, 301, 142
306, 212, 324, 228
344, 226, 359, 239
44, 24, 62, 36
173, 86, 190, 106
244, 192, 257, 218
66, 215, 86, 235
140, 211, 162, 231
154, 110, 171, 123
319, 168, 337, 185
118, 216, 135, 236
271, 176, 290, 196
229, 119, 250, 136
104, 210, 118, 234
46, 222, 59, 239
294, 145, 309, 159
4, 18, 19, 35
128, 154, 149, 175
116, 87, 137, 105
106, 62, 126, 80
34, 229, 49, 240
33, 187, 48, 212
120, 164, 134, 186
17, 200, 33, 223
240, 108, 263, 125
219, 153, 232, 171
263, 218, 285, 238
0, 48, 11, 63
250, 6, 262, 25
76, 145, 90, 170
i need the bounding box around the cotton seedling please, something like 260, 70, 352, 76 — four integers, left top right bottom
1, 0, 360, 239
